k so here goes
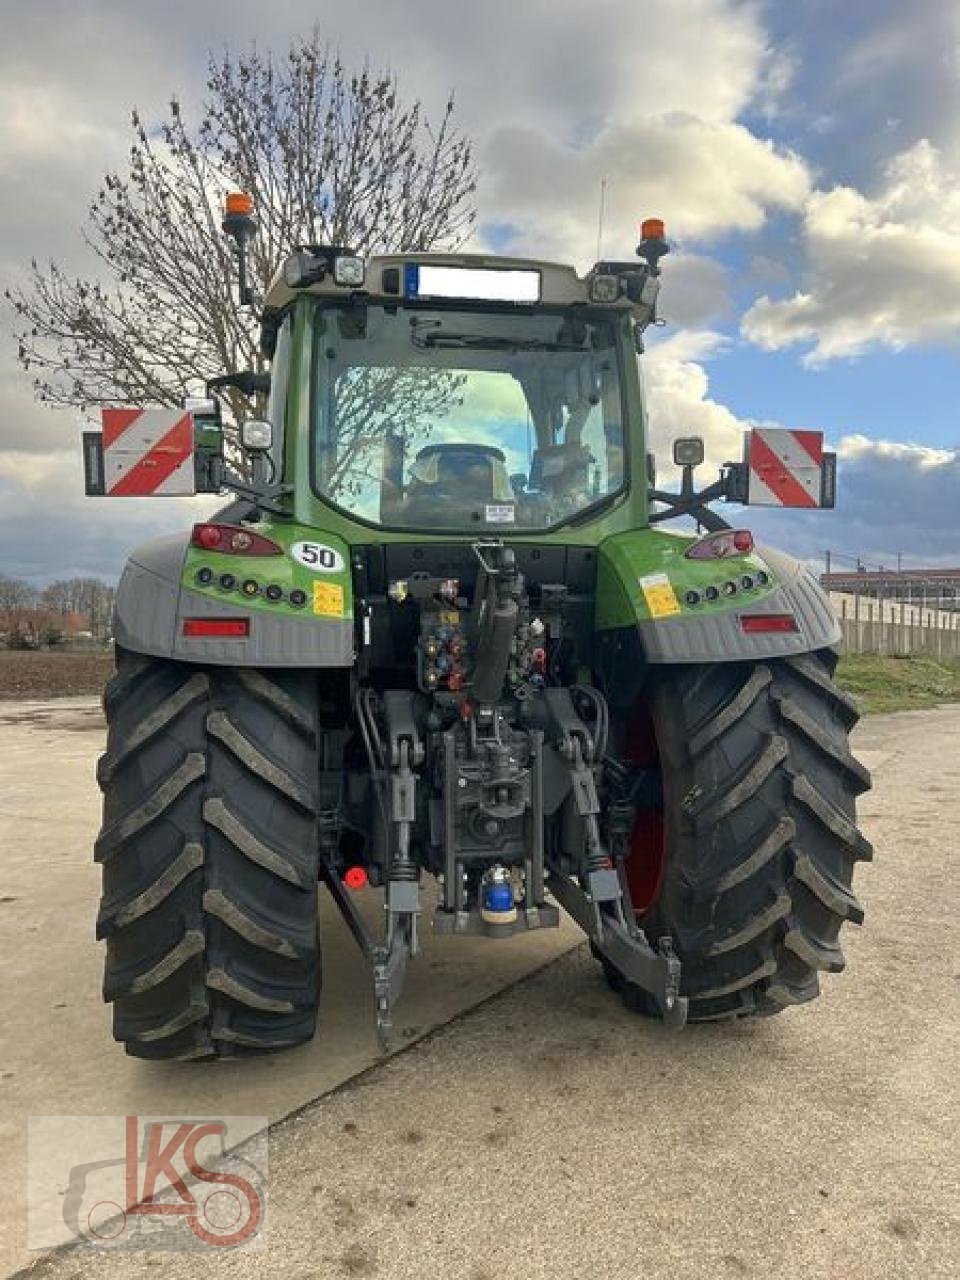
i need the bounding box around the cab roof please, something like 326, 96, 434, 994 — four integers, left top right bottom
263, 250, 632, 312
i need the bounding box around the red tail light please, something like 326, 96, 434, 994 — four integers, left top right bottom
191, 523, 282, 556
740, 614, 798, 634
344, 866, 368, 890
182, 618, 250, 638
686, 529, 755, 560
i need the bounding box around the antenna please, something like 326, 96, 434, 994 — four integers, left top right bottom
595, 177, 607, 262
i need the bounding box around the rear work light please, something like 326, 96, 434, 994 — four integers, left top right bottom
191, 523, 283, 556
740, 614, 798, 634
182, 618, 250, 638
686, 529, 755, 560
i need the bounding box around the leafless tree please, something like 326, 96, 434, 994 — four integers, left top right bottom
0, 576, 38, 616
41, 580, 84, 615
7, 34, 477, 423
41, 577, 116, 636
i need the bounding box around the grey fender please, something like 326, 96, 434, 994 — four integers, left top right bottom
113, 533, 354, 667
637, 543, 841, 664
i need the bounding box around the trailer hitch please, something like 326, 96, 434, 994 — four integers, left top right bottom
319, 861, 420, 1052
546, 870, 687, 1027
325, 691, 424, 1051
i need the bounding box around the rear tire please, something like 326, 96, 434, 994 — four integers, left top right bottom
602, 650, 872, 1021
95, 649, 321, 1059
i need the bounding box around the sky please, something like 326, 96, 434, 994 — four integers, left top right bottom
1, 0, 958, 581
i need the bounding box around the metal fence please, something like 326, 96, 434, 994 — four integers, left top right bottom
829, 591, 960, 659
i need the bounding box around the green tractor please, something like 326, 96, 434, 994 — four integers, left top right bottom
84, 200, 870, 1059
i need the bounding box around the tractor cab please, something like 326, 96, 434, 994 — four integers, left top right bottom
254, 242, 666, 542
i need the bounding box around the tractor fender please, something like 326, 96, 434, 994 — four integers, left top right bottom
113, 532, 355, 667
595, 534, 840, 701
637, 543, 841, 664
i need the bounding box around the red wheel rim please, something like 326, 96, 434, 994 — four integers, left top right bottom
622, 700, 666, 915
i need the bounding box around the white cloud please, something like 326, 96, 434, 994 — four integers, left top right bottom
309, 0, 772, 134
641, 332, 746, 479
0, 447, 217, 582
481, 117, 809, 268
742, 139, 960, 362
745, 432, 960, 566
638, 342, 960, 566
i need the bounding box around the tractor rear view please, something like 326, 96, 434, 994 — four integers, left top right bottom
84, 202, 870, 1059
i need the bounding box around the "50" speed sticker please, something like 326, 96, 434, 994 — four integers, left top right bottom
290, 541, 345, 573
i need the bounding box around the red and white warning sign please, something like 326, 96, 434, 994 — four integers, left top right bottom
746, 428, 825, 508
101, 408, 196, 496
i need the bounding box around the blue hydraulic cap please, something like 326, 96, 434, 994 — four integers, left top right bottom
483, 880, 515, 914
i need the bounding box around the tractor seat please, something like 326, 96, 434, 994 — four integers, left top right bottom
401, 443, 513, 524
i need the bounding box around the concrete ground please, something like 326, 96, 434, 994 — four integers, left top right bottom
5, 700, 960, 1278
0, 698, 579, 1274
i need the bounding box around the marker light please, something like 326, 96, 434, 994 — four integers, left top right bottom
641, 217, 665, 240
225, 192, 254, 216
685, 530, 755, 560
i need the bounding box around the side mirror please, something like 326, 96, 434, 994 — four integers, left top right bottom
509, 472, 528, 495
240, 419, 273, 452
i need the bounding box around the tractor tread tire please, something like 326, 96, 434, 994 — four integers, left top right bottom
607, 649, 870, 1022
95, 648, 320, 1059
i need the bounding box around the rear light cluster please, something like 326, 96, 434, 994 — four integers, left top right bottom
685, 529, 755, 560
191, 523, 282, 556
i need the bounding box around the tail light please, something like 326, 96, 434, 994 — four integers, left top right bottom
191, 523, 282, 556
685, 529, 754, 560
740, 614, 798, 634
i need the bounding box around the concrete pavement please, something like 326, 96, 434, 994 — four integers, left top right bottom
0, 698, 580, 1274
5, 700, 960, 1278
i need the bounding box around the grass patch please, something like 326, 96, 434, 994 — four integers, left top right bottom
836, 654, 960, 715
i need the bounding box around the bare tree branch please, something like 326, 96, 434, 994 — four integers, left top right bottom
6, 33, 477, 434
